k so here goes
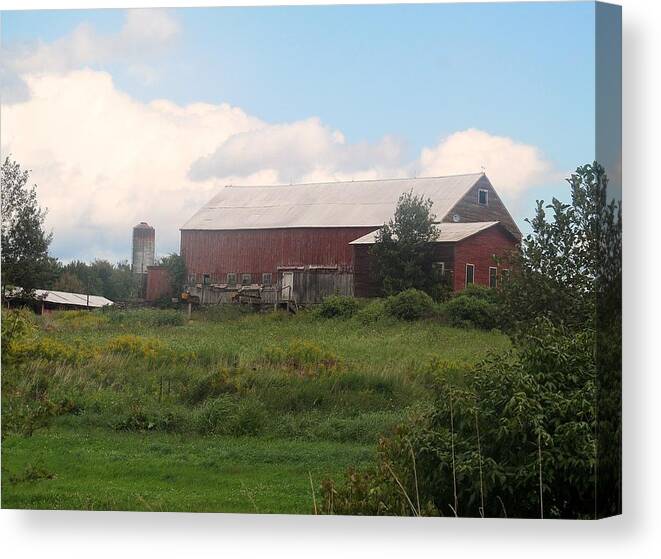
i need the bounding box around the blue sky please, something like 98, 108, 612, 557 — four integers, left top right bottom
1, 2, 598, 262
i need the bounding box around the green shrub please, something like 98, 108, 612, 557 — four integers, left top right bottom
1, 308, 37, 364
354, 299, 387, 325
384, 289, 435, 321
316, 295, 361, 319
321, 320, 597, 518
192, 395, 266, 436
445, 286, 502, 330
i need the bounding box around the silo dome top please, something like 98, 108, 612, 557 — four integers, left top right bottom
133, 222, 154, 229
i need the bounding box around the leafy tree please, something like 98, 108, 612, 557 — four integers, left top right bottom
158, 253, 187, 296
498, 162, 621, 333
322, 320, 596, 518
52, 259, 139, 301
53, 272, 86, 294
371, 191, 447, 299
1, 158, 54, 293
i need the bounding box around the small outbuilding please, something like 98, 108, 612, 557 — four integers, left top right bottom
4, 288, 114, 314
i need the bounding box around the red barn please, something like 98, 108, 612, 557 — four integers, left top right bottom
180, 173, 520, 303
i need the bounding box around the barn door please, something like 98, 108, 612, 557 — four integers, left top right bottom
281, 272, 294, 301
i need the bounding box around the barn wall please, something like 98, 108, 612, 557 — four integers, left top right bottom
353, 243, 456, 298
180, 227, 377, 284
453, 225, 518, 291
146, 266, 173, 301
291, 270, 353, 305
443, 175, 521, 239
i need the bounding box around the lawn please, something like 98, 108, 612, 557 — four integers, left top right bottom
1, 428, 374, 513
2, 305, 509, 513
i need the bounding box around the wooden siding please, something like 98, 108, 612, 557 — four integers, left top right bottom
453, 224, 517, 291
146, 266, 173, 301
443, 175, 521, 238
290, 269, 353, 305
353, 243, 456, 298
181, 227, 377, 284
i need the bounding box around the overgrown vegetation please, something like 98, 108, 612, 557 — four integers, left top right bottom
1, 162, 620, 517
321, 162, 621, 519
1, 304, 508, 511
321, 320, 596, 518
445, 285, 502, 330
316, 295, 361, 319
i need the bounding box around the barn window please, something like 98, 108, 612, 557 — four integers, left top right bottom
203, 274, 211, 285
489, 267, 498, 288
465, 263, 475, 286
226, 273, 237, 286
478, 188, 489, 206
262, 273, 272, 286
241, 273, 251, 286
434, 261, 446, 275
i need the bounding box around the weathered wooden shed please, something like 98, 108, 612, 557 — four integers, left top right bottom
180, 173, 521, 303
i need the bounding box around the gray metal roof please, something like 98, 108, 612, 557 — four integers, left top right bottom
181, 173, 485, 231
33, 289, 114, 308
349, 221, 502, 245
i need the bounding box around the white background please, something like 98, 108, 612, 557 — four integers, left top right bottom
0, 1, 658, 557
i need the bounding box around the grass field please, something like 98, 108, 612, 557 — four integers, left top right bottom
2, 305, 509, 512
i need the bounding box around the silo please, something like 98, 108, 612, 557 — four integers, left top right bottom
131, 222, 155, 274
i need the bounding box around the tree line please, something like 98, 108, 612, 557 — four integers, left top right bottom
1, 157, 184, 301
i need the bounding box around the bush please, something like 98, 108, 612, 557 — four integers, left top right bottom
445, 286, 502, 329
1, 308, 37, 364
316, 295, 361, 319
321, 320, 597, 518
384, 289, 435, 321
353, 299, 387, 325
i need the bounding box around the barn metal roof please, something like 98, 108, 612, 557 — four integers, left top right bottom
33, 289, 114, 308
181, 173, 485, 231
349, 221, 502, 245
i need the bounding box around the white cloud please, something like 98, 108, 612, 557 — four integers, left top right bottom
1, 9, 181, 101
1, 70, 262, 261
1, 70, 410, 262
1, 10, 557, 262
189, 117, 405, 183
418, 128, 552, 196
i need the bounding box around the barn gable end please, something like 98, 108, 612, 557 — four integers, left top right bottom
443, 174, 521, 239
